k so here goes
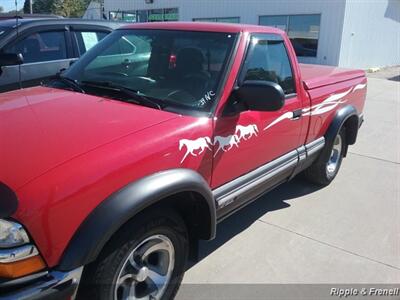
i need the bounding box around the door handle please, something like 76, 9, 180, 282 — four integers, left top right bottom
291, 109, 303, 120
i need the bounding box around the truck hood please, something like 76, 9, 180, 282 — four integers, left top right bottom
0, 86, 178, 190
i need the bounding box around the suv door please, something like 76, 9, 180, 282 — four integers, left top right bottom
1, 26, 72, 90
212, 33, 307, 209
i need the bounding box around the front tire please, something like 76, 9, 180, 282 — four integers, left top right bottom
78, 209, 188, 300
304, 128, 346, 186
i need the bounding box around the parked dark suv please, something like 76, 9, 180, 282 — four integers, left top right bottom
0, 18, 122, 92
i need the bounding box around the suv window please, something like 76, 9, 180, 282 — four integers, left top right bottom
73, 31, 108, 56
242, 35, 295, 95
101, 35, 152, 56
4, 31, 67, 64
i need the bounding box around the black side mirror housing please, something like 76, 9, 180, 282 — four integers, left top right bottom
235, 80, 285, 111
0, 53, 24, 67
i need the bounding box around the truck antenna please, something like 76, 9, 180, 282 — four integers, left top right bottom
15, 0, 22, 89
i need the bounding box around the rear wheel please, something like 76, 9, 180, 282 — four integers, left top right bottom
304, 128, 346, 186
78, 209, 188, 300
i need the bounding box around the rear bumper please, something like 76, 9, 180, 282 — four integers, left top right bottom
0, 267, 83, 300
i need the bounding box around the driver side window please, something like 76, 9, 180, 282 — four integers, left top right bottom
243, 35, 295, 95
4, 31, 67, 64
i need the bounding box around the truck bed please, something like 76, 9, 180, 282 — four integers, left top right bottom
300, 63, 365, 90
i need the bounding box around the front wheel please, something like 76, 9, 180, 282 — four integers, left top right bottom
78, 209, 188, 300
303, 128, 346, 186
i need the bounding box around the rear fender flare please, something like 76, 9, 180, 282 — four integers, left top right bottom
323, 105, 359, 159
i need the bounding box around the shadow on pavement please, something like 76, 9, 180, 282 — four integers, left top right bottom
187, 177, 323, 270
388, 75, 400, 82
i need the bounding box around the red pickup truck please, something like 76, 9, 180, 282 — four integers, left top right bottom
0, 22, 366, 299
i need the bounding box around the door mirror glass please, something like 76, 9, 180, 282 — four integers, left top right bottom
0, 53, 24, 67
236, 80, 285, 111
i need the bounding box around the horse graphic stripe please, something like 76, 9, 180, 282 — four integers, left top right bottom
179, 125, 259, 162
179, 81, 365, 163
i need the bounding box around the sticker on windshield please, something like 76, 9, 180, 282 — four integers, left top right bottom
198, 91, 215, 107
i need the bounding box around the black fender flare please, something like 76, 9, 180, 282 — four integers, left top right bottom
58, 169, 215, 271
323, 105, 359, 158
0, 182, 18, 218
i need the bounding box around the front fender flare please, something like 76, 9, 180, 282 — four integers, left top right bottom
58, 169, 215, 271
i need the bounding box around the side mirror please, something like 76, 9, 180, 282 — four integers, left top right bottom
0, 53, 24, 67
235, 80, 285, 111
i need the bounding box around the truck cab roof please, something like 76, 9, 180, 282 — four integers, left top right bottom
121, 21, 285, 34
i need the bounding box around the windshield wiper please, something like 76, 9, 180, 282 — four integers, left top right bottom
46, 75, 85, 93
81, 80, 163, 110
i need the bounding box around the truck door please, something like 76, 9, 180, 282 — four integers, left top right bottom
212, 33, 307, 190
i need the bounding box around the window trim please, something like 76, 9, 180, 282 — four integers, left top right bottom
71, 29, 110, 57
3, 26, 71, 64
237, 33, 297, 98
258, 13, 321, 58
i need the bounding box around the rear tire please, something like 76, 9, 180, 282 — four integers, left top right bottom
77, 208, 188, 300
304, 128, 346, 186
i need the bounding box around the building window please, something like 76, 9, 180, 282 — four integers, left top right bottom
109, 8, 179, 23
259, 14, 321, 57
193, 17, 240, 23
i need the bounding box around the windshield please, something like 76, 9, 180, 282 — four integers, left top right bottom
64, 29, 237, 112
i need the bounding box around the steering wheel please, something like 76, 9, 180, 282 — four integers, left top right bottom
166, 89, 197, 105
134, 76, 156, 84
100, 71, 129, 77
183, 72, 210, 91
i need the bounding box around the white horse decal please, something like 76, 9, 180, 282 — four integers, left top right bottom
235, 124, 258, 141
179, 137, 212, 163
213, 135, 240, 157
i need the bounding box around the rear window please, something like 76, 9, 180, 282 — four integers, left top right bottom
73, 31, 108, 56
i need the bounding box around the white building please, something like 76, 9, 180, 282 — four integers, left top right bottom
103, 0, 400, 69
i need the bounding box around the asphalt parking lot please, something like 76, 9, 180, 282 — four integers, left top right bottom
176, 67, 400, 299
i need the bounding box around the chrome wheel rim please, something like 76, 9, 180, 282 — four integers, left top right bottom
326, 134, 342, 176
114, 235, 175, 300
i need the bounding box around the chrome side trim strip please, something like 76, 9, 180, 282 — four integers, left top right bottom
215, 150, 298, 208
305, 136, 325, 157
297, 145, 307, 162
213, 137, 325, 211
0, 244, 38, 263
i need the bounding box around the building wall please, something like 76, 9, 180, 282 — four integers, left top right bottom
104, 0, 347, 66
83, 2, 102, 20
338, 0, 400, 69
